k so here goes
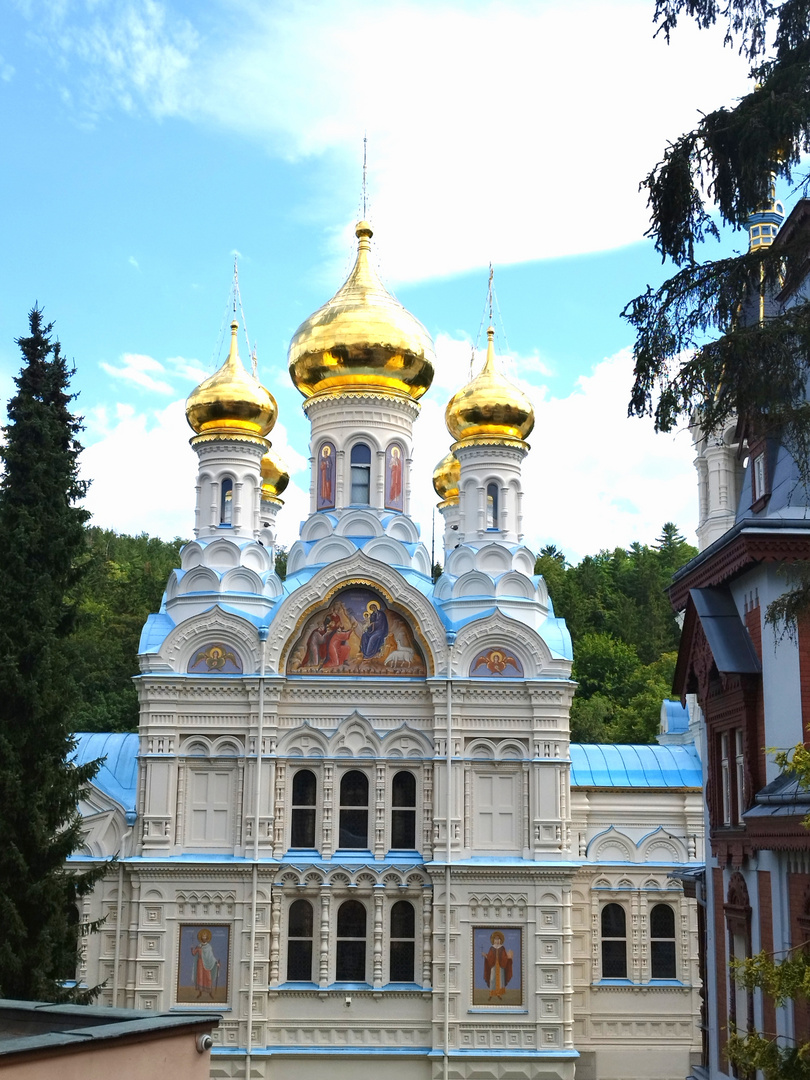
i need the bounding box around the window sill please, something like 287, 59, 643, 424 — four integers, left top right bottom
593, 979, 688, 988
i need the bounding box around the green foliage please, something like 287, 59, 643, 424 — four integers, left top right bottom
535, 523, 696, 742
0, 308, 105, 1001
274, 545, 288, 581
66, 529, 186, 732
625, 0, 810, 481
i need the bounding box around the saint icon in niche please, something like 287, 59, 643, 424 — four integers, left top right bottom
317, 442, 335, 509
385, 443, 404, 510
177, 924, 230, 1004
472, 926, 522, 1006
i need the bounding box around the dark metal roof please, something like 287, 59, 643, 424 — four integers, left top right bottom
690, 587, 761, 674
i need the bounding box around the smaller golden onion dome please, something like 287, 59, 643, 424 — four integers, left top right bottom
186, 320, 277, 437
445, 326, 534, 443
432, 450, 460, 501
288, 221, 435, 400
261, 448, 290, 499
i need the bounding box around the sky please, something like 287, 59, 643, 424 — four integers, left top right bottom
0, 0, 762, 561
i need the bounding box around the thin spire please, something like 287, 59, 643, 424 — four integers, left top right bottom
362, 132, 368, 219
487, 263, 494, 323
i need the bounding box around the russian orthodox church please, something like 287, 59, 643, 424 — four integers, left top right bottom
74, 219, 705, 1080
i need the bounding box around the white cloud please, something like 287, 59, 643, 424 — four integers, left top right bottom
128, 255, 140, 270
100, 353, 175, 394
22, 0, 751, 281
408, 342, 697, 563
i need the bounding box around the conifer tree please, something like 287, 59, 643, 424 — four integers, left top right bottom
625, 0, 810, 472
0, 308, 103, 1001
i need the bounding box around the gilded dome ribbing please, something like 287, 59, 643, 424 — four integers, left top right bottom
288, 221, 435, 401
432, 450, 460, 501
445, 326, 534, 443
186, 320, 278, 437
261, 448, 290, 499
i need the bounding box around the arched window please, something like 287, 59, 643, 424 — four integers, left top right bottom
486, 483, 499, 529
389, 900, 415, 982
650, 903, 676, 978
391, 771, 416, 850
350, 443, 371, 504
290, 769, 316, 849
336, 900, 366, 981
339, 770, 369, 849
601, 903, 627, 978
287, 899, 314, 982
220, 477, 233, 524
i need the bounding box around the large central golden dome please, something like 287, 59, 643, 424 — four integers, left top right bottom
445, 326, 534, 443
288, 221, 435, 401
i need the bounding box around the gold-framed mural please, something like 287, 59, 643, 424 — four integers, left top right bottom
177, 924, 230, 1003
472, 926, 523, 1006
286, 587, 426, 676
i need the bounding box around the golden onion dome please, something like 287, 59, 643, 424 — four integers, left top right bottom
432, 450, 460, 501
186, 320, 277, 437
260, 448, 290, 499
288, 221, 435, 401
445, 326, 534, 443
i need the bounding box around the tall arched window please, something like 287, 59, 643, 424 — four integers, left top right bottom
390, 900, 415, 982
650, 903, 676, 978
336, 900, 366, 981
391, 771, 416, 850
339, 770, 369, 849
290, 769, 317, 848
220, 477, 233, 524
486, 483, 499, 529
287, 899, 314, 982
601, 903, 627, 978
350, 443, 371, 504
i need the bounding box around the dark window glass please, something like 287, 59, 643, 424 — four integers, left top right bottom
291, 769, 317, 848
390, 900, 415, 982
650, 903, 677, 979
287, 899, 313, 982
391, 771, 416, 849
220, 477, 233, 524
350, 443, 371, 504
339, 770, 368, 848
336, 900, 366, 981
601, 903, 627, 978
487, 483, 499, 528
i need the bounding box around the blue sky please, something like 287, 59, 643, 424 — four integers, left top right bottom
0, 0, 758, 559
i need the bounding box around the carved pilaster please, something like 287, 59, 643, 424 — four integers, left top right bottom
322, 762, 334, 859
375, 763, 385, 859
273, 761, 286, 857
421, 888, 432, 987
373, 887, 384, 988
269, 887, 281, 986
318, 888, 331, 987
422, 764, 433, 861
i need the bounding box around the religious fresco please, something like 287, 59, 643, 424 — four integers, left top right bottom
316, 441, 336, 510
177, 924, 230, 1003
469, 647, 523, 677
385, 442, 404, 511
473, 926, 522, 1007
286, 588, 426, 676
187, 643, 243, 674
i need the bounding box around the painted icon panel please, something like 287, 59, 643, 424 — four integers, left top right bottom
177, 924, 230, 1003
385, 443, 404, 511
286, 588, 426, 676
187, 643, 243, 674
469, 647, 523, 677
473, 926, 523, 1006
317, 441, 336, 510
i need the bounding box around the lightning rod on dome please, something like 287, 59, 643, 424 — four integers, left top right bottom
232, 256, 254, 376
362, 132, 368, 220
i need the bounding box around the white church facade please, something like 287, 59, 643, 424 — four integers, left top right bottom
73, 220, 705, 1080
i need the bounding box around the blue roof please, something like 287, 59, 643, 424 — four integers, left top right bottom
71, 733, 139, 815
569, 743, 702, 788
663, 699, 690, 734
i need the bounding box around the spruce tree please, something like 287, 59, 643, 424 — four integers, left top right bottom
624, 0, 810, 473
0, 308, 103, 1001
